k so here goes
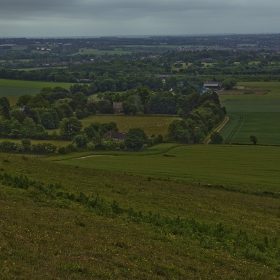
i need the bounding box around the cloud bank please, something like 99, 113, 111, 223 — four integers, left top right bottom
1, 0, 280, 37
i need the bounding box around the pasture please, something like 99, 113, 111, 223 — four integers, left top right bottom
220, 81, 280, 144
0, 79, 74, 104
51, 144, 280, 193
81, 115, 179, 136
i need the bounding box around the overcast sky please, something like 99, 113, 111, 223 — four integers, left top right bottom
1, 0, 280, 37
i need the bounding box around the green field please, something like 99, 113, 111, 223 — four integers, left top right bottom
73, 48, 132, 55
1, 144, 280, 279
81, 115, 179, 136
49, 144, 280, 193
220, 82, 280, 144
0, 79, 74, 105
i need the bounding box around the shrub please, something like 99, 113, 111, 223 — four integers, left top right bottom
210, 132, 223, 144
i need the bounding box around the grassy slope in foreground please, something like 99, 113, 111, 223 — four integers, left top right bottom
0, 153, 280, 279
50, 143, 280, 193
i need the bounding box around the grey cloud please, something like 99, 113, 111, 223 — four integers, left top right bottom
0, 0, 275, 19
0, 0, 279, 36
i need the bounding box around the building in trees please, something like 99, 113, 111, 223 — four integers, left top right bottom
203, 82, 222, 90
113, 102, 123, 114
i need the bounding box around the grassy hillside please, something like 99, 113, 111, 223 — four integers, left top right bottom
1, 149, 280, 279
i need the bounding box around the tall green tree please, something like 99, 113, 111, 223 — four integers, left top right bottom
59, 117, 83, 140
124, 128, 148, 151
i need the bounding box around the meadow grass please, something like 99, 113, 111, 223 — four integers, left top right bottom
1, 151, 280, 279
0, 79, 74, 98
81, 114, 179, 136
50, 144, 280, 193
0, 78, 73, 89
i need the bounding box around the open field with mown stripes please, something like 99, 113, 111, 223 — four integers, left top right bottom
220, 82, 280, 144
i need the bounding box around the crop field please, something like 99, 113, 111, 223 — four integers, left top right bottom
1, 147, 280, 279
219, 82, 280, 144
50, 144, 280, 193
0, 79, 74, 104
81, 115, 179, 136
222, 112, 280, 144
73, 48, 132, 55
220, 82, 280, 100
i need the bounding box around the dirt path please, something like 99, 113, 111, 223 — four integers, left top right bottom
205, 115, 229, 144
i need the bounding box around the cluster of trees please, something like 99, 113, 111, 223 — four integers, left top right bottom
64, 123, 159, 153
0, 87, 163, 152
0, 87, 97, 141
0, 139, 56, 154
0, 118, 157, 154
93, 84, 202, 115
167, 92, 226, 144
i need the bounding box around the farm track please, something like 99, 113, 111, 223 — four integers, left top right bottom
205, 116, 229, 144
225, 115, 244, 143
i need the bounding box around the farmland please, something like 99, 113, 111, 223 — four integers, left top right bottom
219, 82, 280, 145
0, 79, 74, 104
50, 143, 280, 193
80, 115, 179, 136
